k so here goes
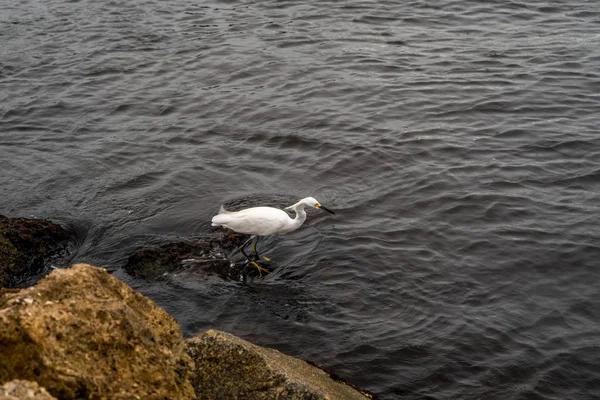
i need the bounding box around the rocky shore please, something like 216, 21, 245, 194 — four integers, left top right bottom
0, 216, 374, 399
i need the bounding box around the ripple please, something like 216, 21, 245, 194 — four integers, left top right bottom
2, 0, 600, 398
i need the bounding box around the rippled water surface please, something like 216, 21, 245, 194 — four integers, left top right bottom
2, 0, 600, 398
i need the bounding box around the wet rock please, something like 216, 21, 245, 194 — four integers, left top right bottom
0, 215, 70, 288
185, 329, 374, 400
124, 231, 266, 280
0, 380, 57, 400
0, 263, 196, 400
124, 240, 216, 279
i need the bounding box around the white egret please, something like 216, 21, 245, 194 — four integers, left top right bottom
211, 197, 335, 276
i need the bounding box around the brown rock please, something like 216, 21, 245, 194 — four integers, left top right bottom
0, 380, 57, 400
0, 264, 196, 400
185, 329, 374, 400
0, 215, 70, 288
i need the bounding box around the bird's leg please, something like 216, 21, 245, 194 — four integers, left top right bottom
240, 251, 270, 277
249, 236, 272, 262
230, 235, 255, 258
250, 236, 260, 261
239, 236, 269, 277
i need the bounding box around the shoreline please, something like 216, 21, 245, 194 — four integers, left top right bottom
0, 215, 375, 399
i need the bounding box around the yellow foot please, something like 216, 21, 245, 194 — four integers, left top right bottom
250, 261, 270, 277
250, 253, 271, 263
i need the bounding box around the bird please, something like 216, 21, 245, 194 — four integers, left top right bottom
211, 197, 335, 276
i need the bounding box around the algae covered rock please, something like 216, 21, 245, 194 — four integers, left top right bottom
0, 263, 195, 400
0, 380, 57, 400
124, 231, 256, 280
124, 240, 217, 279
185, 329, 374, 400
0, 215, 70, 288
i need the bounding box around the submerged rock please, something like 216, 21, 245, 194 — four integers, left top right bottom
0, 380, 57, 400
0, 263, 195, 400
0, 215, 70, 288
185, 329, 374, 400
124, 240, 218, 279
124, 231, 268, 280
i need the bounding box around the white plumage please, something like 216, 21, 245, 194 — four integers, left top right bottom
211, 197, 334, 236
211, 196, 335, 276
212, 206, 295, 235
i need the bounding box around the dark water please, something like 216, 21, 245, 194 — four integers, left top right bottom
2, 0, 600, 398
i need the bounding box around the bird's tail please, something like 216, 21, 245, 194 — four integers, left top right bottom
211, 204, 230, 226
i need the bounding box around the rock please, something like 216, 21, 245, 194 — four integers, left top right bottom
124, 240, 217, 279
185, 329, 374, 400
0, 263, 196, 400
0, 380, 57, 400
123, 231, 264, 280
0, 215, 70, 288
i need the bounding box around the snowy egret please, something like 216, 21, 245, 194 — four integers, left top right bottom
211, 197, 335, 276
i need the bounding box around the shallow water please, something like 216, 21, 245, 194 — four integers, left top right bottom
2, 0, 600, 398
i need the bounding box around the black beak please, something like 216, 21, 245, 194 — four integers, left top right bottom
319, 205, 335, 215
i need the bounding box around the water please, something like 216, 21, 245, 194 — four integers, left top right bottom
2, 0, 600, 398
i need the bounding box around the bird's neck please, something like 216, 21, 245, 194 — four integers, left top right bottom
290, 205, 307, 230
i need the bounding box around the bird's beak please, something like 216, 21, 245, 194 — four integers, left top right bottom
316, 204, 335, 214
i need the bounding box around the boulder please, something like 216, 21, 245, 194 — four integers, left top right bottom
185, 329, 374, 400
0, 380, 57, 400
0, 215, 70, 288
0, 264, 196, 400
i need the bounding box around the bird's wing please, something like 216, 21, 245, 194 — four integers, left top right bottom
212, 207, 289, 235
236, 207, 288, 235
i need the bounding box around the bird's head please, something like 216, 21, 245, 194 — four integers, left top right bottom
285, 197, 335, 214
303, 197, 320, 208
